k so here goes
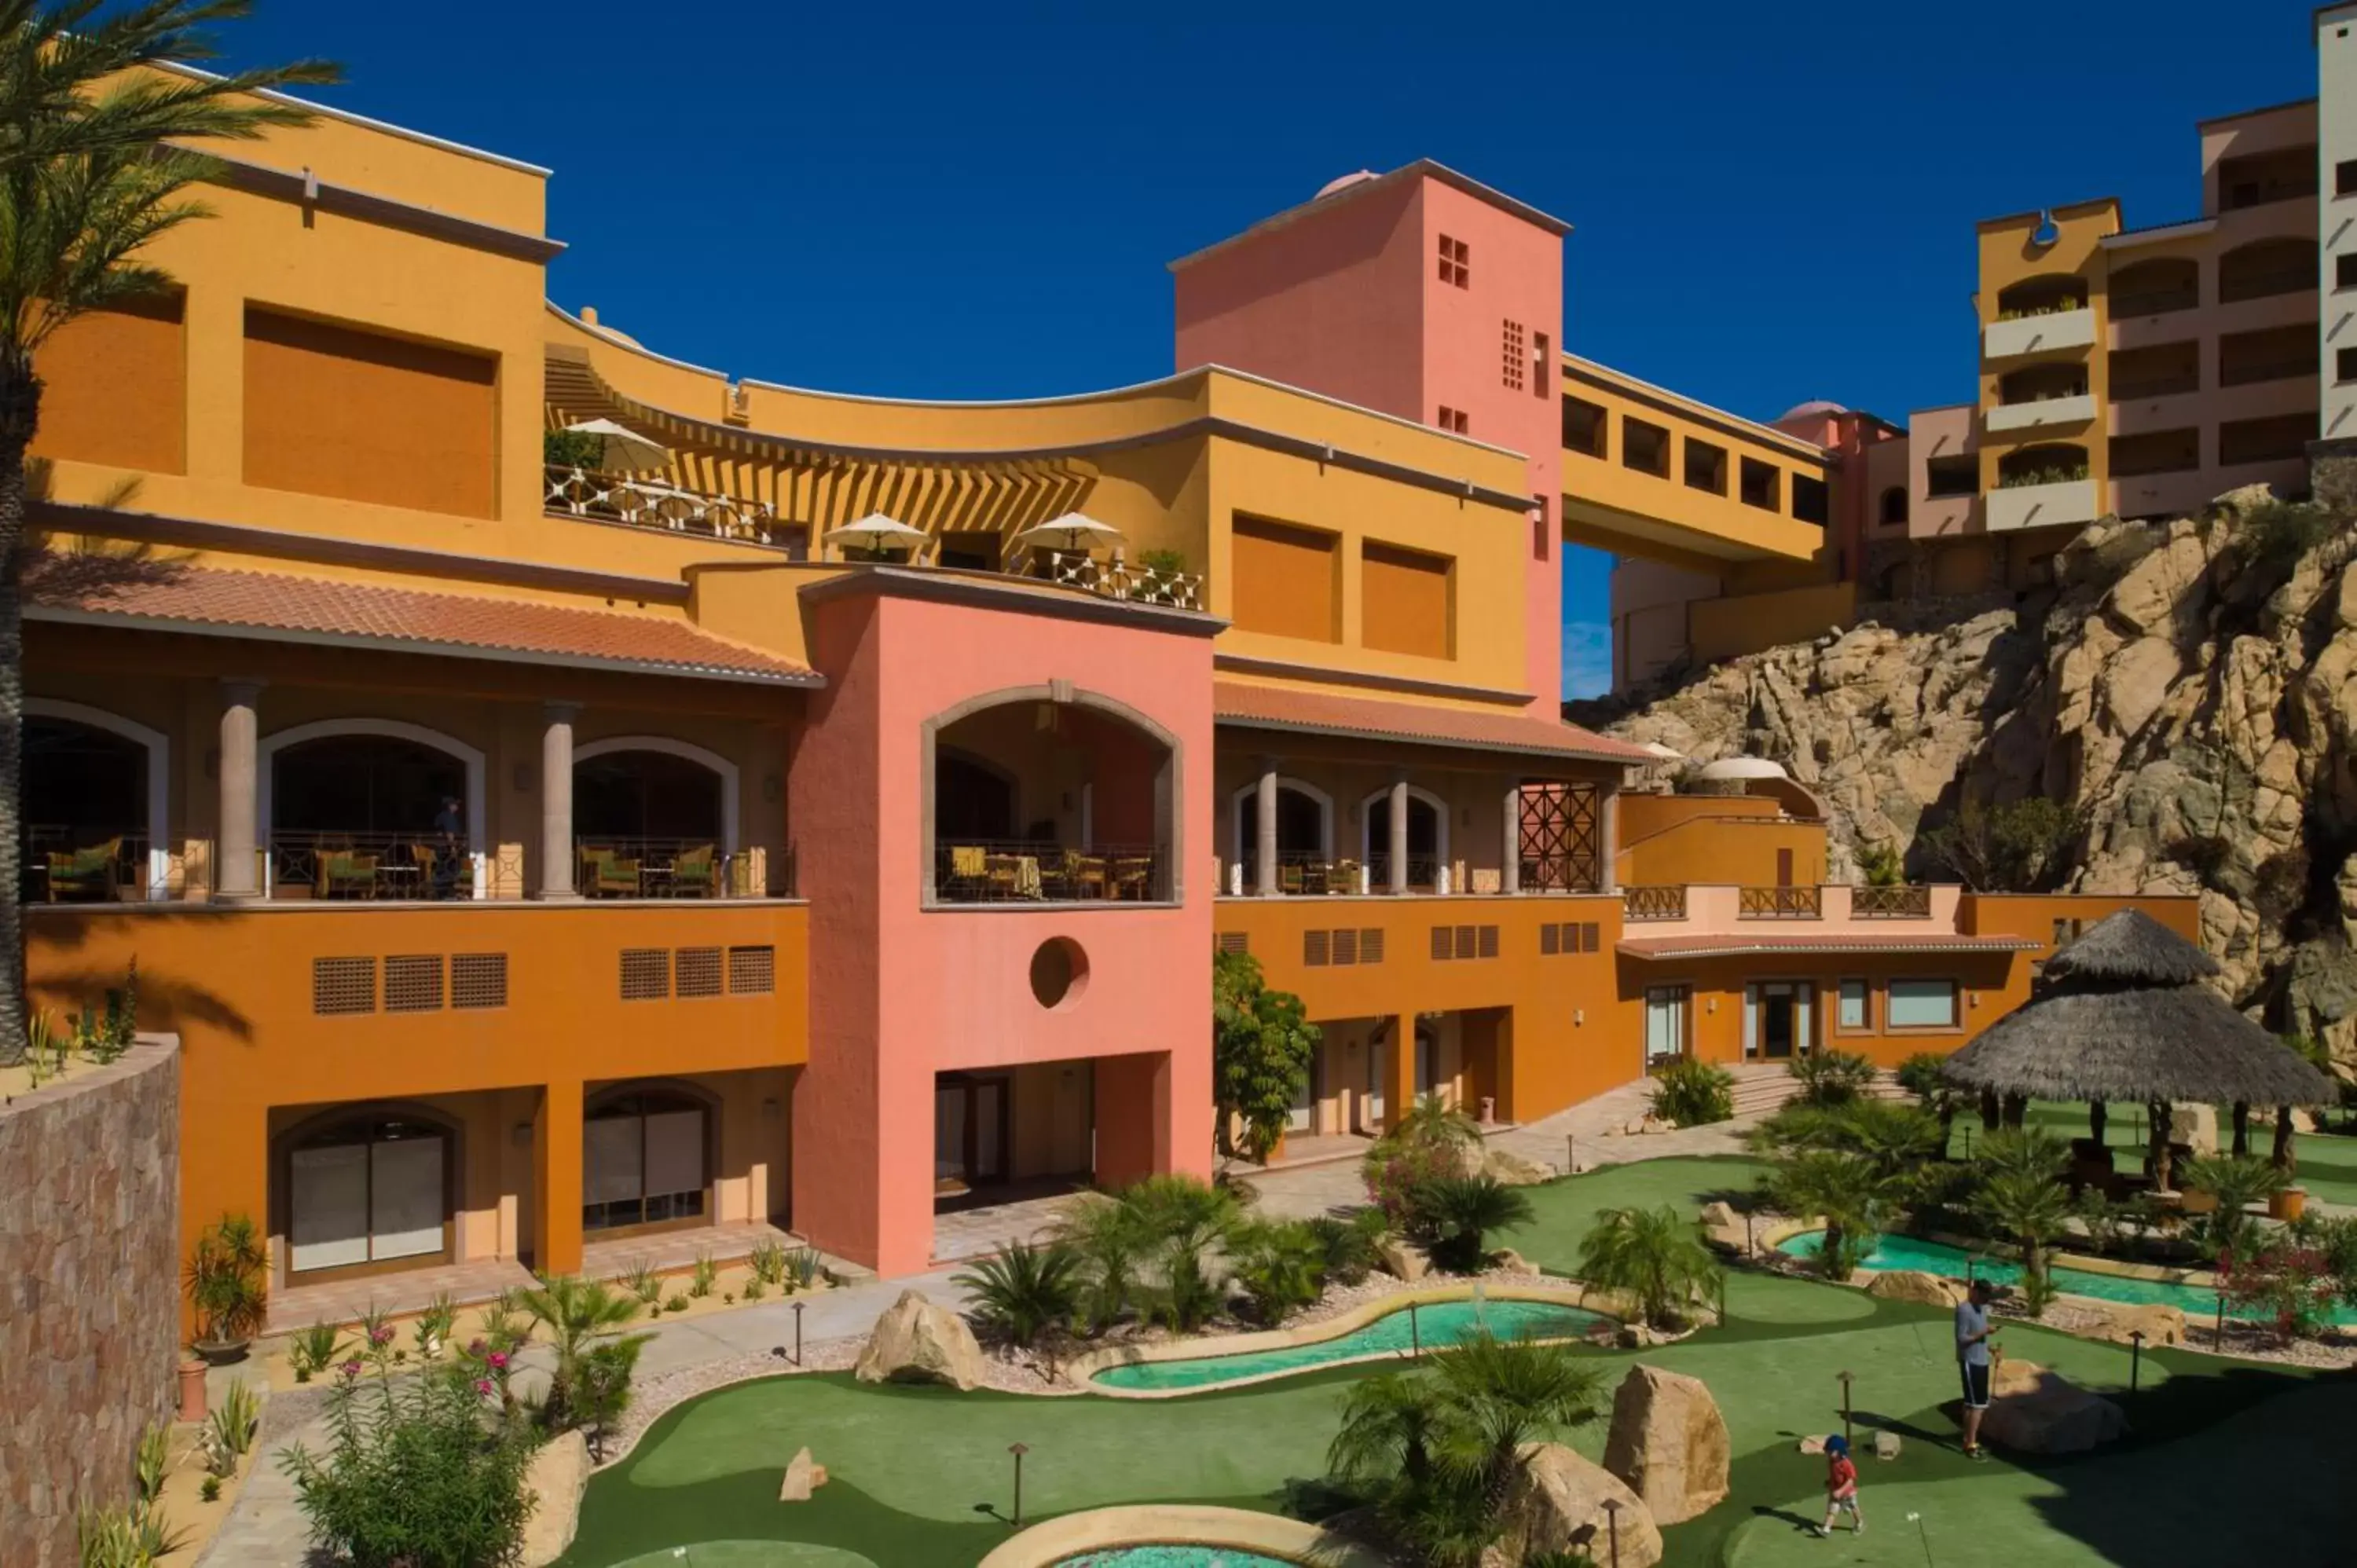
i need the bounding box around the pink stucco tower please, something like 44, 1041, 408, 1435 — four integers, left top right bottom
1171, 162, 1571, 706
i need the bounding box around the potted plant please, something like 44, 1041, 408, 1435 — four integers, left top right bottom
185, 1214, 269, 1364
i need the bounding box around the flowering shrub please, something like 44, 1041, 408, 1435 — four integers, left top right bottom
1361, 1134, 1465, 1236
2219, 1242, 2338, 1343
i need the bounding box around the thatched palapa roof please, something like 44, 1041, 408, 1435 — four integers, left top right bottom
1940, 910, 2332, 1107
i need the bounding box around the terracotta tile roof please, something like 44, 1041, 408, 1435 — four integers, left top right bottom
23, 555, 819, 687
1213, 680, 1650, 764
1617, 932, 2040, 960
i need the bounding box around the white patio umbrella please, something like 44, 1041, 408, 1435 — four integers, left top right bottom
823, 512, 929, 559
562, 417, 671, 474
1010, 511, 1127, 555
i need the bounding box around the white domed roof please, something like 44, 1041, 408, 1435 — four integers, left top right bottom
1316, 170, 1378, 200
1695, 757, 1790, 782
1777, 399, 1846, 421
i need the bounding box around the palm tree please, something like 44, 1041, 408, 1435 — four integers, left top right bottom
1391, 1093, 1483, 1153
1429, 1330, 1605, 1497
952, 1240, 1084, 1350
1765, 1149, 1883, 1278
1416, 1174, 1532, 1273
2179, 1152, 2287, 1262
1112, 1173, 1238, 1333
1576, 1204, 1721, 1328
1329, 1370, 1448, 1494
517, 1274, 642, 1429
1056, 1193, 1146, 1334
0, 2, 335, 1062
1228, 1217, 1329, 1326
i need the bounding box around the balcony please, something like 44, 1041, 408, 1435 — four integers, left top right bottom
933, 840, 1166, 903
1039, 550, 1204, 612
1852, 884, 1934, 919
544, 465, 789, 546
1986, 476, 2098, 533
1622, 885, 1688, 921
1985, 393, 2095, 434
1983, 307, 2095, 362
1738, 885, 1823, 919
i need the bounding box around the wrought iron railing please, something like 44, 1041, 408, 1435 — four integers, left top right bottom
23, 826, 152, 903
1622, 884, 1687, 921
1365, 854, 1442, 892
1738, 885, 1823, 919
545, 465, 789, 547
2218, 266, 2315, 303
576, 837, 753, 899
1040, 550, 1203, 610
935, 840, 1166, 903
1852, 884, 1934, 919
269, 831, 486, 901
2111, 286, 2199, 317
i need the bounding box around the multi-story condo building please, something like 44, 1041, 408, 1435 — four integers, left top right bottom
16, 71, 2183, 1326
1604, 8, 2357, 687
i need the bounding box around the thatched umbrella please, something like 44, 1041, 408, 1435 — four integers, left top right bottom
1940, 910, 2332, 1192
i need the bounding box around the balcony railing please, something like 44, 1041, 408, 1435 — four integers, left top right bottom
2217, 269, 2317, 306
1040, 551, 1203, 611
268, 832, 510, 901
1738, 885, 1822, 919
2110, 374, 2199, 401
2112, 286, 2199, 317
936, 840, 1165, 903
1851, 884, 1934, 919
1622, 884, 1687, 921
2220, 356, 2320, 388
577, 837, 780, 899
23, 826, 152, 903
545, 465, 786, 546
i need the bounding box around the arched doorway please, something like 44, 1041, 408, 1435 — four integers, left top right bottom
264, 722, 478, 899
1230, 778, 1333, 892
575, 742, 733, 897
21, 711, 152, 901
281, 1108, 455, 1278
1362, 787, 1447, 891
584, 1084, 713, 1237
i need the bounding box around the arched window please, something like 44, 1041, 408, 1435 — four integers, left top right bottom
577, 750, 725, 844
1362, 786, 1450, 889
2218, 238, 2317, 305
283, 1110, 453, 1276
22, 713, 149, 901
1994, 274, 2085, 319
585, 1086, 713, 1235
1878, 486, 1908, 528
2110, 256, 2198, 317
1996, 443, 2089, 487
273, 735, 462, 834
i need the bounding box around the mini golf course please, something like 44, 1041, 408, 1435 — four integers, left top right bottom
1947, 1101, 2357, 1209
558, 1156, 2355, 1568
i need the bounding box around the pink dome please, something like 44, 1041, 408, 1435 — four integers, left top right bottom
1315, 170, 1377, 200
1777, 399, 1847, 421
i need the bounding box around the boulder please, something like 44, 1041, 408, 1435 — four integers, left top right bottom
1699, 1200, 1740, 1230
2089, 1301, 2186, 1349
1865, 1270, 1967, 1310
2168, 1103, 2219, 1154
519, 1428, 588, 1568
1483, 1443, 1663, 1568
1600, 1364, 1730, 1526
779, 1445, 828, 1502
1483, 1147, 1556, 1186
1872, 1430, 1902, 1461
853, 1289, 985, 1390
1981, 1363, 2128, 1454
1490, 1247, 1534, 1274
1796, 1434, 1828, 1455
1376, 1236, 1431, 1283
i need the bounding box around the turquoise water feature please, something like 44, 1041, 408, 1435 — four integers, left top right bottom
1777, 1229, 2357, 1325
1088, 1296, 1608, 1392
1050, 1551, 1298, 1567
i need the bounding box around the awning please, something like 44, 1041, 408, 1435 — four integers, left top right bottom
1214, 680, 1650, 765
1616, 932, 2041, 961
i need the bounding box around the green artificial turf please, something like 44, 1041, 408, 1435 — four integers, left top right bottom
1946, 1101, 2357, 1207
559, 1156, 2351, 1568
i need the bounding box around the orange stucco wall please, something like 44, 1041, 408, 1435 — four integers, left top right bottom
30, 295, 187, 475
1616, 804, 1829, 889
1360, 540, 1454, 659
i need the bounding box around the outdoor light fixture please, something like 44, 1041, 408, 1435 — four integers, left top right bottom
793, 1300, 805, 1366
1008, 1442, 1031, 1528
1838, 1370, 1855, 1445
1602, 1497, 1623, 1567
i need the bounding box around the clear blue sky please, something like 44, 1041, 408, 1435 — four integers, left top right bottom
216, 2, 2318, 698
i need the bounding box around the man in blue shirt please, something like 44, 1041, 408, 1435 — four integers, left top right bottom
1955, 1277, 1998, 1459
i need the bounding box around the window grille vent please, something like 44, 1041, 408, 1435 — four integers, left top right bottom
728, 945, 776, 995
621, 948, 670, 1001
450, 953, 508, 1010
383, 954, 445, 1013
313, 957, 376, 1016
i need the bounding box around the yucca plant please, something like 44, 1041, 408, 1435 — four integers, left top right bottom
2181, 1153, 2289, 1262
624, 1261, 663, 1306
411, 1291, 456, 1358
688, 1251, 717, 1299
1648, 1057, 1734, 1127
286, 1320, 346, 1383
748, 1237, 787, 1287
1787, 1048, 1878, 1107
183, 1212, 267, 1350
201, 1376, 258, 1478
785, 1245, 822, 1291
952, 1239, 1086, 1349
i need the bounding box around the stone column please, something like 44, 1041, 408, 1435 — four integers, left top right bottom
1255, 763, 1280, 896
1599, 786, 1620, 894
1501, 782, 1523, 895
1387, 777, 1410, 895
537, 702, 581, 899
214, 679, 264, 900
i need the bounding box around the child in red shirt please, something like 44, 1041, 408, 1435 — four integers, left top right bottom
1815, 1434, 1864, 1537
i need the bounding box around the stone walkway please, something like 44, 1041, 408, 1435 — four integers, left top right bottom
198, 1077, 1770, 1566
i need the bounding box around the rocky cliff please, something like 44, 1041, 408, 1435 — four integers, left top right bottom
1578, 489, 2357, 1070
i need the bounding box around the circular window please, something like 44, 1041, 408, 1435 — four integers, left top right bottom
1028, 938, 1089, 1009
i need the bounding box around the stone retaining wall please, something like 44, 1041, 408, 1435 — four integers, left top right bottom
0, 1039, 181, 1568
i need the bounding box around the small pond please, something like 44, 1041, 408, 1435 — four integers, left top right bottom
1777, 1229, 2357, 1325
1050, 1550, 1298, 1567
1089, 1296, 1608, 1392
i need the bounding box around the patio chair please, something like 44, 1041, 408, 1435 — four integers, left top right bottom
669, 844, 720, 898
44, 836, 121, 902
1279, 861, 1306, 896
1111, 855, 1153, 900
578, 846, 641, 899
317, 849, 379, 900
944, 844, 988, 898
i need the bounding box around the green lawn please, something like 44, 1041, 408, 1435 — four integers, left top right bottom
560, 1159, 2352, 1568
